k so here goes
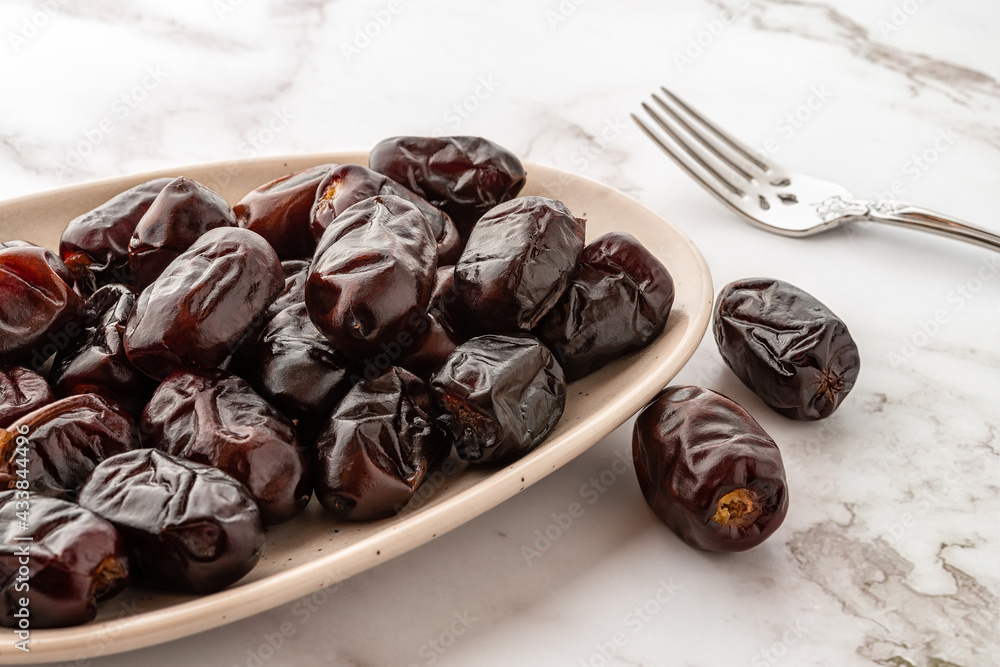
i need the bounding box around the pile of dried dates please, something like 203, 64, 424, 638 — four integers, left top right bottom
0, 135, 678, 627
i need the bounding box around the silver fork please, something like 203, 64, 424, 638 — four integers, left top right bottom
633, 87, 1000, 252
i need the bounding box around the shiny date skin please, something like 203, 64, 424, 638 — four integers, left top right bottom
535, 232, 674, 381
369, 136, 527, 234
143, 368, 311, 525
454, 196, 584, 334
60, 178, 171, 294
78, 449, 265, 594
51, 284, 157, 419
310, 164, 462, 265
0, 394, 136, 500
125, 227, 284, 380
633, 386, 788, 552
129, 176, 237, 290
235, 164, 336, 260
0, 366, 54, 429
306, 195, 438, 359
714, 278, 861, 421
313, 367, 448, 521
2, 240, 75, 287
251, 302, 354, 434
431, 334, 566, 465
0, 245, 82, 369
0, 493, 129, 629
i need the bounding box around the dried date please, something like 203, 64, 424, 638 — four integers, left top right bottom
78, 449, 265, 594
633, 386, 788, 552
310, 164, 461, 264
142, 368, 310, 525
453, 197, 584, 333
60, 178, 171, 294
535, 232, 674, 381
250, 302, 354, 432
313, 367, 448, 520
431, 334, 565, 464
235, 164, 336, 260
128, 177, 237, 289
713, 278, 861, 420
0, 366, 54, 429
0, 394, 136, 499
369, 136, 526, 233
0, 493, 129, 628
0, 245, 82, 370
124, 227, 284, 380
305, 195, 437, 359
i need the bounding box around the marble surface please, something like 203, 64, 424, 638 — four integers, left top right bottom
2, 0, 999, 665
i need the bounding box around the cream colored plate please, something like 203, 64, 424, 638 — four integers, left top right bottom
0, 153, 712, 664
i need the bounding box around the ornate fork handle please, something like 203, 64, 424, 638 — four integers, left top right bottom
818, 195, 1000, 252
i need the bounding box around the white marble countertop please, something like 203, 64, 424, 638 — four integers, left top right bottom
2, 0, 999, 665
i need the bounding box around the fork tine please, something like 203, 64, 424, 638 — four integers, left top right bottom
635, 103, 745, 198
658, 86, 771, 173
651, 93, 757, 183
631, 111, 746, 204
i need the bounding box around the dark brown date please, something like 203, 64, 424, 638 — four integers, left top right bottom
313, 367, 448, 520
305, 195, 437, 359
60, 178, 171, 294
633, 386, 788, 552
713, 278, 861, 420
453, 197, 584, 333
142, 368, 310, 525
125, 227, 284, 380
535, 232, 674, 381
431, 334, 565, 464
0, 245, 82, 370
250, 302, 354, 432
128, 177, 237, 289
266, 259, 310, 320
235, 164, 335, 260
369, 136, 527, 233
310, 164, 461, 264
0, 493, 129, 628
0, 394, 136, 500
78, 449, 264, 593
2, 240, 75, 287
0, 366, 54, 429
50, 284, 157, 418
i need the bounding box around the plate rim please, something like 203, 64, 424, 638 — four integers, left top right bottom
0, 152, 714, 664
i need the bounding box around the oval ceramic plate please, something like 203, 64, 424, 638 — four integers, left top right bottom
0, 153, 712, 664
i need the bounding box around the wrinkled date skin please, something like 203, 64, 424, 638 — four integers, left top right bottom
313, 367, 448, 521
128, 177, 237, 290
454, 197, 584, 334
251, 302, 354, 432
633, 386, 788, 552
60, 178, 171, 294
369, 136, 527, 233
714, 278, 861, 420
431, 334, 566, 464
51, 284, 157, 418
125, 227, 284, 380
142, 368, 310, 525
306, 195, 438, 359
78, 449, 265, 593
0, 246, 82, 370
0, 366, 54, 428
536, 232, 674, 381
235, 164, 336, 260
2, 240, 75, 287
0, 493, 129, 628
310, 164, 462, 265
0, 394, 136, 500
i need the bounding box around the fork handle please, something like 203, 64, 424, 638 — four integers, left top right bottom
865, 202, 1000, 252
